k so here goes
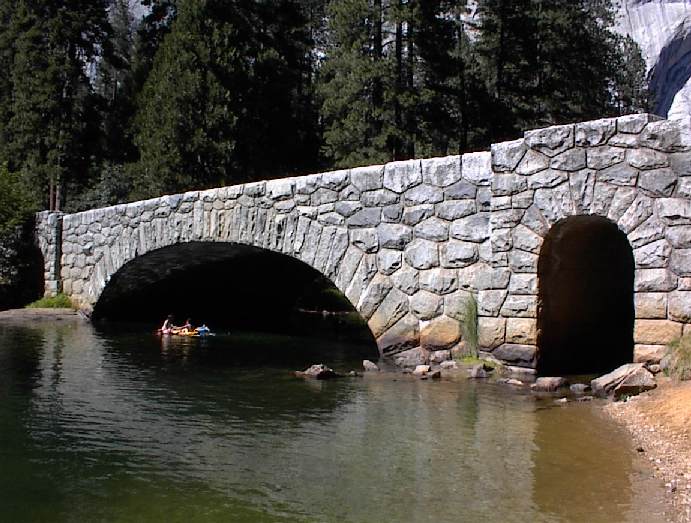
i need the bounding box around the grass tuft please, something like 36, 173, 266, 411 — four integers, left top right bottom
665, 334, 691, 381
460, 293, 479, 358
26, 293, 74, 309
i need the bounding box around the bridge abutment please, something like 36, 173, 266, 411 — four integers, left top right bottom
36, 210, 64, 297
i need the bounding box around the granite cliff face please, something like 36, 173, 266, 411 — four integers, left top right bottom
617, 0, 691, 120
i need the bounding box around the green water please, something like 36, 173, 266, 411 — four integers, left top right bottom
0, 321, 665, 522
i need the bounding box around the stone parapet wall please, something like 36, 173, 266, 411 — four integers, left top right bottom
37, 113, 691, 364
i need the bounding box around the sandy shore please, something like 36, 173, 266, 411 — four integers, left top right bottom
0, 307, 84, 322
605, 379, 691, 523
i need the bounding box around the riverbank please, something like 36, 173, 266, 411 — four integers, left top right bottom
605, 379, 691, 523
0, 307, 82, 322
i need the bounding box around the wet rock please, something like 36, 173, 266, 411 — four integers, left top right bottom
295, 364, 340, 380
575, 395, 594, 402
504, 378, 524, 386
413, 365, 431, 376
613, 367, 657, 400
554, 397, 569, 404
430, 350, 451, 363
393, 347, 429, 368
428, 369, 442, 379
469, 364, 489, 379
363, 360, 380, 372
440, 360, 458, 370
531, 377, 569, 392
591, 363, 646, 397
493, 344, 537, 367
506, 366, 537, 380
570, 383, 590, 395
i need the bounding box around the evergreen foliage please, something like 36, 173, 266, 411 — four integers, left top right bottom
132, 0, 320, 199
3, 0, 109, 210
0, 0, 650, 204
475, 0, 648, 140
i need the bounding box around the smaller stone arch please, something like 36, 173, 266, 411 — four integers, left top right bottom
536, 215, 635, 375
480, 113, 691, 375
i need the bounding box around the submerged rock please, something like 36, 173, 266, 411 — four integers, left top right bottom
531, 377, 569, 392
363, 359, 380, 372
468, 364, 489, 379
295, 364, 340, 380
427, 369, 442, 380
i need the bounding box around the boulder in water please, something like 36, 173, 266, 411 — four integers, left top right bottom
295, 364, 340, 380
531, 377, 568, 392
468, 364, 488, 379
363, 360, 380, 372
413, 365, 431, 376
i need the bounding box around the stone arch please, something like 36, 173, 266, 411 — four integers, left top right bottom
90, 241, 379, 350
536, 216, 635, 375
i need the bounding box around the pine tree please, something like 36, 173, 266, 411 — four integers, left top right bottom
415, 0, 490, 155
96, 0, 139, 164
475, 0, 648, 140
132, 0, 318, 199
6, 0, 108, 210
0, 1, 16, 162
319, 0, 423, 168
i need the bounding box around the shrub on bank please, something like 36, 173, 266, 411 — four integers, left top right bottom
26, 293, 74, 309
665, 334, 691, 381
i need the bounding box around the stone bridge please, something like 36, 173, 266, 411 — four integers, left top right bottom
37, 113, 691, 373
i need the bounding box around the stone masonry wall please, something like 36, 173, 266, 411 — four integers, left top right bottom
36, 210, 64, 297
35, 114, 691, 365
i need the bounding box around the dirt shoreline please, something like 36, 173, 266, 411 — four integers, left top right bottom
604, 379, 691, 523
0, 307, 84, 322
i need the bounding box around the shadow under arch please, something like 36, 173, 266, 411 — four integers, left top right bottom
92, 242, 378, 355
536, 216, 634, 376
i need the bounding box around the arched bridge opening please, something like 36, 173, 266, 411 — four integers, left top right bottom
92, 242, 378, 363
537, 216, 635, 376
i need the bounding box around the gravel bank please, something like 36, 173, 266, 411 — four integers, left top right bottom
605, 379, 691, 523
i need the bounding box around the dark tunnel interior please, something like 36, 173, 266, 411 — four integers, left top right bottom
92, 243, 377, 355
537, 216, 634, 376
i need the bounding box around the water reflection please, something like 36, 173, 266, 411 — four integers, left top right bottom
0, 322, 666, 522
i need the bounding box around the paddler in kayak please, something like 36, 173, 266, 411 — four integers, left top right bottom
179, 318, 194, 335
160, 314, 175, 335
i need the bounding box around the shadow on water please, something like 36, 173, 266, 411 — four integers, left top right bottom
0, 321, 667, 523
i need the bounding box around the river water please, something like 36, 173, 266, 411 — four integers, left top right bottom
0, 321, 666, 522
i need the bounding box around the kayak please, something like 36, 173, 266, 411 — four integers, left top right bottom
158, 328, 214, 337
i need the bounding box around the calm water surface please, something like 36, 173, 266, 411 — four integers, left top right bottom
0, 321, 665, 522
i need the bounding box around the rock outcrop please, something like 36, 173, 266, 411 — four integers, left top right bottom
617, 1, 691, 119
